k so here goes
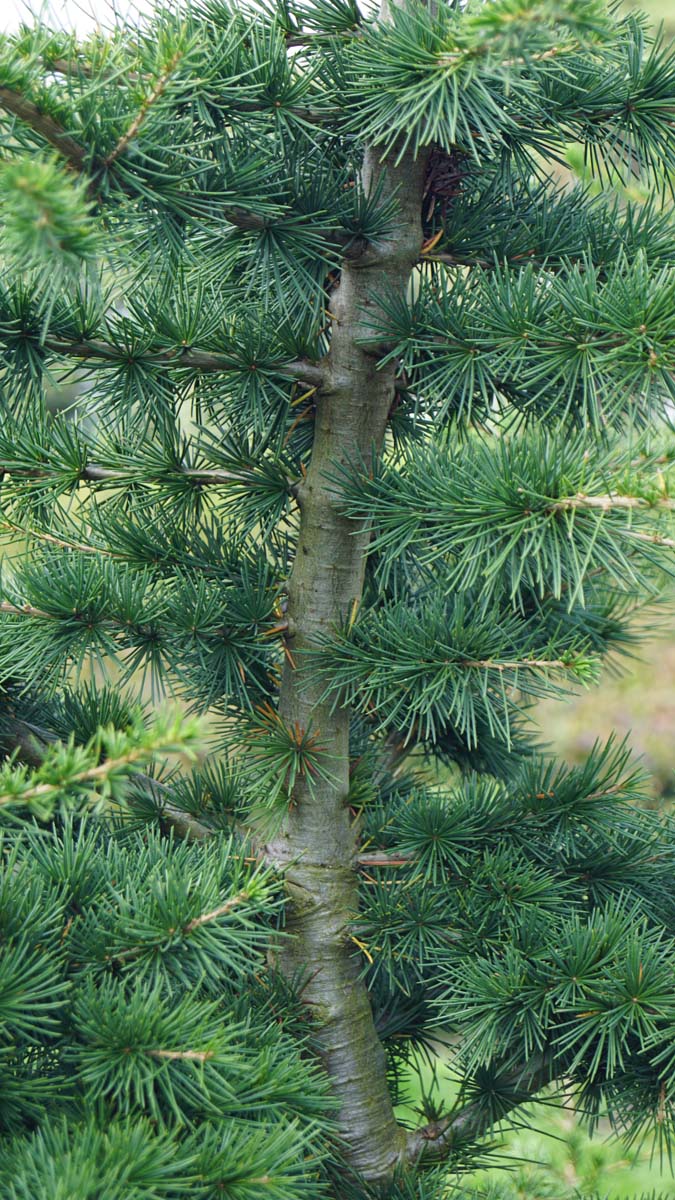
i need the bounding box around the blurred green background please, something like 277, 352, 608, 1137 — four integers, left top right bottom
544, 0, 675, 810
401, 2, 675, 1194
625, 0, 675, 39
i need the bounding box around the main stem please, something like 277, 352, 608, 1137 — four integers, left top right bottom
269, 144, 428, 1184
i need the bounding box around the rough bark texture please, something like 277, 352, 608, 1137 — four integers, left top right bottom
268, 142, 429, 1185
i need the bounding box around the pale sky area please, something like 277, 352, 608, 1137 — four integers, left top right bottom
0, 0, 154, 33
1, 0, 377, 34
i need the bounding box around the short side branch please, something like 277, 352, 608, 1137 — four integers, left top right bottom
407, 1056, 553, 1164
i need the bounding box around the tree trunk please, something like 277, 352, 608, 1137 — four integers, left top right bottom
269, 140, 429, 1184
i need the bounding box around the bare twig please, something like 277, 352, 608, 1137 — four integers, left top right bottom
550, 492, 675, 513
0, 599, 53, 620
0, 741, 182, 809
181, 890, 251, 933
461, 657, 582, 672
357, 852, 414, 868
145, 1047, 214, 1062
104, 51, 183, 166
625, 529, 675, 549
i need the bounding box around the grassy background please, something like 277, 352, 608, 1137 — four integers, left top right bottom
537, 631, 674, 806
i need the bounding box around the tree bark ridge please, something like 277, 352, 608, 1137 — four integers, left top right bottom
269, 143, 429, 1184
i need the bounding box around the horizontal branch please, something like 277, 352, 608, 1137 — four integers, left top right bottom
422, 250, 493, 269
0, 735, 190, 810
0, 590, 284, 668
138, 775, 215, 841
222, 206, 269, 232
0, 712, 215, 839
43, 336, 325, 386
421, 248, 588, 271
434, 42, 571, 72
47, 56, 339, 125
285, 30, 359, 49
174, 467, 289, 487
0, 599, 52, 620
0, 84, 342, 235
0, 715, 50, 767
625, 528, 675, 549
48, 57, 95, 79
0, 76, 375, 271
221, 206, 368, 256
461, 656, 581, 672
1, 518, 117, 556
0, 596, 141, 633
75, 464, 285, 488
357, 852, 414, 867
108, 889, 254, 963
0, 463, 290, 496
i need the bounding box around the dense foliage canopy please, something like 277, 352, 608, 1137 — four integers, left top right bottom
0, 0, 674, 1196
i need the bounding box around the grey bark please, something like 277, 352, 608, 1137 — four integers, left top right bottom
268, 140, 430, 1183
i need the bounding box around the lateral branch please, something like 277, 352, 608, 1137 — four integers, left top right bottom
406, 1055, 553, 1164
42, 336, 325, 387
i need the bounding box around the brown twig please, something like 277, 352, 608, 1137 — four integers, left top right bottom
0, 741, 177, 809
107, 890, 252, 965
549, 492, 675, 513
0, 519, 115, 557
145, 1047, 214, 1062
357, 853, 414, 868
181, 890, 251, 933
461, 657, 580, 672
625, 529, 675, 549
0, 599, 53, 620
42, 336, 325, 388
0, 85, 342, 234
104, 51, 183, 166
0, 87, 89, 171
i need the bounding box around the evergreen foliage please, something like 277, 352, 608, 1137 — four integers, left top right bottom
0, 0, 674, 1196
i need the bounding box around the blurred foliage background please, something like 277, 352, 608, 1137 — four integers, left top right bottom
625, 0, 675, 39
400, 1, 675, 1194
541, 0, 675, 809
537, 631, 674, 807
